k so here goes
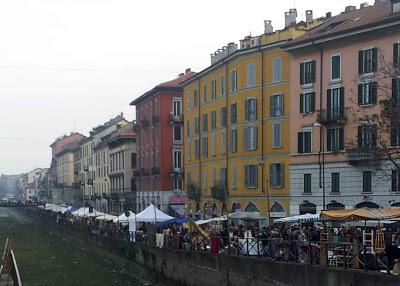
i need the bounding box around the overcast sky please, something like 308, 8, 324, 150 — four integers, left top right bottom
0, 0, 370, 174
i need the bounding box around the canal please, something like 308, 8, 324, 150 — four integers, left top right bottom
0, 207, 167, 286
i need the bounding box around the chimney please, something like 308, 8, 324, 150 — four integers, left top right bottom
326, 12, 332, 19
264, 20, 273, 34
227, 42, 237, 55
285, 8, 297, 27
345, 5, 356, 12
185, 68, 191, 74
178, 73, 184, 77
306, 10, 313, 23
360, 2, 369, 8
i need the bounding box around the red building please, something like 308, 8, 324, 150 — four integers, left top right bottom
130, 69, 195, 214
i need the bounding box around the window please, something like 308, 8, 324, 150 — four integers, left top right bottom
211, 80, 216, 100
193, 89, 199, 107
272, 123, 281, 147
231, 129, 237, 152
270, 94, 284, 117
202, 113, 208, 132
231, 69, 237, 91
211, 110, 217, 130
244, 165, 257, 188
221, 75, 225, 96
245, 98, 257, 121
244, 126, 257, 150
327, 87, 344, 119
304, 174, 312, 194
203, 170, 208, 191
194, 139, 199, 159
131, 153, 137, 169
173, 99, 182, 116
298, 130, 312, 153
173, 125, 182, 141
362, 171, 372, 193
231, 103, 237, 124
221, 107, 227, 128
331, 54, 341, 80
300, 60, 316, 85
327, 128, 344, 151
392, 78, 400, 106
220, 168, 227, 187
221, 131, 226, 154
358, 82, 377, 105
270, 163, 284, 188
194, 117, 199, 136
247, 63, 255, 87
201, 136, 208, 157
358, 125, 377, 148
174, 177, 182, 191
186, 121, 191, 138
359, 48, 377, 74
173, 150, 182, 169
300, 92, 315, 113
391, 123, 400, 147
391, 169, 400, 192
187, 142, 191, 161
394, 43, 400, 68
202, 84, 207, 103
331, 173, 340, 193
232, 166, 237, 188
394, 2, 400, 13
211, 133, 216, 155
273, 57, 282, 83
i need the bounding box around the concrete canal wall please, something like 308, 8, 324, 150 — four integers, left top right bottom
111, 240, 400, 286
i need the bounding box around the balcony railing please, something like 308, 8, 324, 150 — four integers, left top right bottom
169, 113, 183, 125
318, 107, 347, 125
152, 115, 159, 125
170, 167, 183, 178
347, 148, 381, 165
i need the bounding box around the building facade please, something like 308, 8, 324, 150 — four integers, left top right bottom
130, 69, 195, 214
182, 11, 323, 220
284, 1, 400, 214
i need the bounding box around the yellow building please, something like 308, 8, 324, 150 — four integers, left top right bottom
182, 10, 323, 221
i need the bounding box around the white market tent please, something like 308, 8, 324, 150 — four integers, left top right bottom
229, 211, 265, 220
196, 216, 228, 225
113, 211, 136, 224
96, 213, 118, 221
273, 213, 320, 223
71, 207, 89, 217
135, 204, 173, 223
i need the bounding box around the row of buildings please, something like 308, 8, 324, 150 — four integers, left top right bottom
14, 0, 400, 221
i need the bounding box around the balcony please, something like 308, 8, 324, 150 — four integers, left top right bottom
151, 167, 160, 176
317, 107, 347, 125
152, 115, 159, 125
170, 167, 183, 178
169, 113, 183, 125
141, 119, 149, 128
347, 148, 381, 165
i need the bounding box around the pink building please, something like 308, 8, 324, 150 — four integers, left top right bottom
284, 0, 400, 214
130, 69, 195, 214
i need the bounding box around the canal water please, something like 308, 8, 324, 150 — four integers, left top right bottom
0, 207, 167, 286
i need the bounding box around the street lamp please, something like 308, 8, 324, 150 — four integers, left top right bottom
313, 122, 326, 211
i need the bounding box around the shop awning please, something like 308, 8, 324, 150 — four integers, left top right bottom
320, 208, 400, 221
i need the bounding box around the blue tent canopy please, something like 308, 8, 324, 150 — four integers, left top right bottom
156, 217, 195, 228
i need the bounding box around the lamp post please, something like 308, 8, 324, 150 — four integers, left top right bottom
313, 122, 326, 211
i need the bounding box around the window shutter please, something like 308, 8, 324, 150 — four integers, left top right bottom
311, 60, 316, 83
392, 169, 397, 192
358, 50, 364, 74
254, 166, 258, 188
280, 94, 284, 116
372, 48, 378, 72
270, 96, 275, 117
269, 164, 274, 187
327, 129, 332, 151
391, 126, 396, 147
311, 92, 316, 112
392, 78, 398, 99
280, 164, 284, 187
394, 43, 399, 68
244, 128, 248, 150
254, 99, 258, 120
300, 94, 304, 113
358, 84, 363, 105
298, 132, 303, 153
327, 89, 332, 109
245, 100, 249, 121
339, 128, 344, 150
244, 166, 248, 187
371, 127, 377, 147
371, 82, 377, 104
254, 126, 258, 149
358, 126, 362, 147
300, 63, 304, 85
340, 87, 345, 107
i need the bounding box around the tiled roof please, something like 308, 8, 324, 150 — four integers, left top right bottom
283, 2, 400, 49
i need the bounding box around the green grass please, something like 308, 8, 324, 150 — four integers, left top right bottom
0, 208, 162, 286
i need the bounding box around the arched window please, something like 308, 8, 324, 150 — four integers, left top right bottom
231, 203, 237, 213
212, 203, 218, 218
204, 202, 212, 219
299, 200, 316, 215
245, 202, 259, 212
355, 201, 379, 209
221, 203, 227, 215
270, 202, 285, 213
391, 202, 400, 208
327, 200, 345, 210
